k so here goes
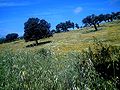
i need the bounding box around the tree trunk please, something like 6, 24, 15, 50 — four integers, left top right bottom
97, 23, 100, 27
35, 40, 38, 45
93, 23, 98, 31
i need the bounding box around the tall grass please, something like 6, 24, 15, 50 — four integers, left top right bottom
1, 44, 119, 90
86, 40, 120, 89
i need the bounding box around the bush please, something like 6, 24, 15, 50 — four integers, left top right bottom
85, 40, 120, 89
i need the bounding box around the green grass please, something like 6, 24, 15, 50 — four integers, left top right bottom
1, 20, 120, 54
0, 48, 117, 90
0, 20, 120, 90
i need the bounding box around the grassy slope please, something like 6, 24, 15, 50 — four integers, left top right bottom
0, 20, 120, 90
0, 20, 120, 54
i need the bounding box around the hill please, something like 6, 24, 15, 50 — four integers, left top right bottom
0, 20, 120, 90
0, 20, 120, 54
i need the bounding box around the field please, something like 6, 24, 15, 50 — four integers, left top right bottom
1, 20, 120, 54
0, 20, 120, 90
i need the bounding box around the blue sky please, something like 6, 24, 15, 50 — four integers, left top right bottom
0, 0, 120, 37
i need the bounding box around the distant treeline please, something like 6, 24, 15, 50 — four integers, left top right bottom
0, 33, 19, 44
82, 11, 120, 31
55, 11, 120, 33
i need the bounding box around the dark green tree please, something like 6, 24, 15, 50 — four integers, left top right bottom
24, 18, 51, 45
0, 37, 6, 44
112, 12, 118, 20
56, 20, 74, 32
56, 23, 62, 33
97, 14, 105, 24
115, 11, 120, 19
111, 12, 120, 20
51, 29, 56, 34
6, 33, 19, 42
82, 14, 98, 31
105, 14, 113, 22
75, 23, 79, 29
65, 20, 74, 30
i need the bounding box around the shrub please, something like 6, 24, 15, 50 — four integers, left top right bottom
85, 40, 120, 89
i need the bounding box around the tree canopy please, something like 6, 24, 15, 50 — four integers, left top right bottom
56, 20, 74, 33
6, 33, 18, 42
24, 18, 51, 45
82, 14, 98, 31
82, 11, 120, 30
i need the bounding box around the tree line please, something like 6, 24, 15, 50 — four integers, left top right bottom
0, 33, 19, 44
82, 12, 120, 31
0, 11, 120, 45
55, 20, 80, 33
23, 11, 120, 45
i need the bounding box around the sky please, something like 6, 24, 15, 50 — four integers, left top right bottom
0, 0, 120, 37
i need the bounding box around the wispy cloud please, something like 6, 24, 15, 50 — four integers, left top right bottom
0, 1, 32, 7
74, 7, 83, 14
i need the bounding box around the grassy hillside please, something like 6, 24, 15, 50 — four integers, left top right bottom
0, 20, 120, 54
0, 20, 120, 90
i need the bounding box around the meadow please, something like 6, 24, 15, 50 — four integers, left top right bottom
0, 20, 120, 90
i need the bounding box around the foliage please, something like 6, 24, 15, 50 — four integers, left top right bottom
0, 44, 118, 90
0, 38, 5, 44
75, 23, 80, 29
85, 39, 120, 89
97, 14, 105, 23
56, 20, 74, 33
24, 18, 51, 45
82, 11, 120, 31
82, 14, 98, 31
5, 33, 19, 42
0, 14, 120, 90
0, 33, 19, 44
51, 29, 56, 34
112, 11, 120, 20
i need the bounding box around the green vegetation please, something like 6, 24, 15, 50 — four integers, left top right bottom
82, 12, 120, 31
0, 44, 119, 89
24, 18, 51, 45
56, 20, 74, 33
0, 20, 120, 89
5, 33, 19, 42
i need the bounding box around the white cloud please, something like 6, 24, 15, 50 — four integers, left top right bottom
0, 1, 31, 7
74, 7, 83, 14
